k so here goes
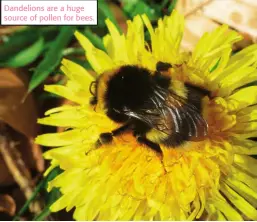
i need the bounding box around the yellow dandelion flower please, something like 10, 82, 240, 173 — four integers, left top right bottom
36, 10, 257, 221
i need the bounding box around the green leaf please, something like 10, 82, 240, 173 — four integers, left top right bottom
119, 0, 178, 22
38, 92, 61, 100
0, 28, 39, 63
43, 167, 63, 188
62, 29, 105, 55
66, 57, 92, 70
0, 26, 60, 65
13, 167, 63, 221
159, 0, 170, 10
122, 0, 158, 20
44, 187, 61, 207
0, 37, 44, 68
83, 28, 105, 51
168, 0, 178, 14
98, 1, 121, 32
39, 26, 60, 42
28, 26, 76, 93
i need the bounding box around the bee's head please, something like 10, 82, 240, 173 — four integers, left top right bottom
89, 65, 154, 122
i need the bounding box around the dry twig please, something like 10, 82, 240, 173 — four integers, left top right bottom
0, 124, 42, 215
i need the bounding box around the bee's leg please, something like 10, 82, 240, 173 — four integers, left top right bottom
95, 133, 113, 148
136, 136, 167, 173
156, 61, 172, 72
95, 123, 132, 148
112, 123, 132, 136
90, 97, 97, 105
136, 136, 162, 154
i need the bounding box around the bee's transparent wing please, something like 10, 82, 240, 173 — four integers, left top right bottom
165, 93, 208, 138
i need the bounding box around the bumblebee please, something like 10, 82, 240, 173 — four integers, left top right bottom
89, 62, 209, 154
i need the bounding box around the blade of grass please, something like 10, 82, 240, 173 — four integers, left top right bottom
98, 1, 121, 32
13, 179, 45, 221
33, 187, 61, 221
33, 208, 51, 221
168, 0, 178, 14
28, 26, 76, 93
160, 0, 170, 9
83, 28, 105, 51
44, 188, 61, 207
13, 167, 63, 221
33, 187, 61, 220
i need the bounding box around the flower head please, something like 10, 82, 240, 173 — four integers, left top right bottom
36, 10, 257, 220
